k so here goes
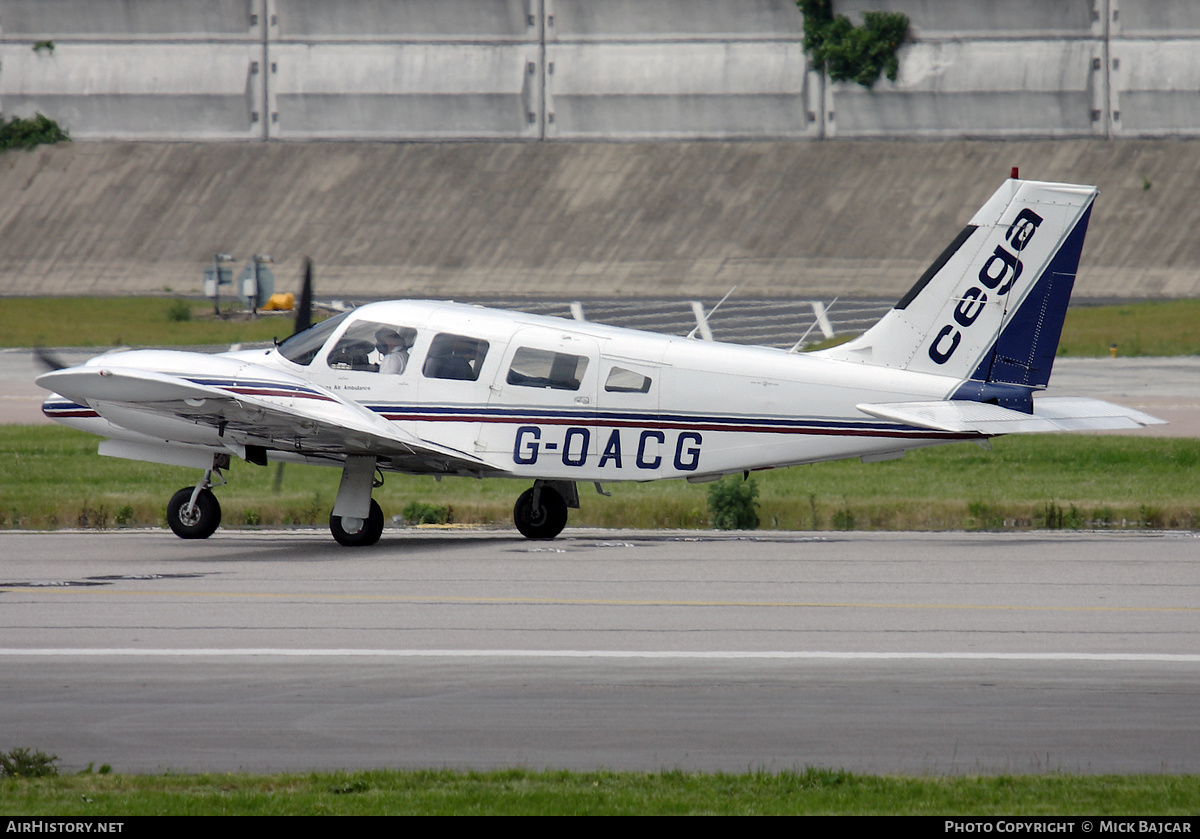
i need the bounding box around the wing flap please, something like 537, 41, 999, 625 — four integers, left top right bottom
858, 397, 1166, 435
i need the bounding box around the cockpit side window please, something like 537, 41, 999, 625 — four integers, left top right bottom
605, 366, 653, 393
423, 333, 489, 382
326, 320, 417, 374
507, 348, 589, 391
276, 312, 349, 366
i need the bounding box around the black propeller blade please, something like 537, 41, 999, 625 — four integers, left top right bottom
33, 347, 68, 373
273, 256, 316, 490
293, 257, 314, 336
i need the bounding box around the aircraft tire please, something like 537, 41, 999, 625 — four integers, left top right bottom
513, 486, 568, 540
167, 487, 222, 540
329, 498, 384, 547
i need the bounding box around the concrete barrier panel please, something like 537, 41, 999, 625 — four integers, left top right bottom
1118, 0, 1200, 34
547, 42, 811, 139
273, 0, 535, 40
0, 43, 264, 139
1110, 39, 1200, 136
831, 40, 1101, 138
550, 0, 802, 39
269, 43, 541, 139
836, 0, 1095, 36
0, 0, 255, 36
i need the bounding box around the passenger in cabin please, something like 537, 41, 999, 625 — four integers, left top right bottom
439, 340, 477, 380
376, 328, 413, 374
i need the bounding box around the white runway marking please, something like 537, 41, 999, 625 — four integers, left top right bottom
2, 649, 1199, 662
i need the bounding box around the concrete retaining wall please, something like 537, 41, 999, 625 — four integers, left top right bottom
2, 0, 1199, 140
830, 0, 1200, 139
1, 140, 1197, 300
0, 0, 265, 140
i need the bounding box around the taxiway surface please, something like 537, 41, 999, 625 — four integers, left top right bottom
2, 529, 1198, 774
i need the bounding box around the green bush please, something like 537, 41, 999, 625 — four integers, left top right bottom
166, 298, 192, 322
797, 1, 909, 88
1, 747, 59, 778
831, 507, 857, 530
1042, 501, 1084, 530
402, 501, 451, 525
0, 113, 69, 152
708, 476, 760, 530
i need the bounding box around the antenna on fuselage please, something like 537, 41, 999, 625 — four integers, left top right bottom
686, 285, 738, 340
788, 297, 839, 353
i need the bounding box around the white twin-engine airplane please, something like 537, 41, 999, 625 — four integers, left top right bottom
38, 175, 1163, 546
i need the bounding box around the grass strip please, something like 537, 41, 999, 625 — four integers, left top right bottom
3, 768, 1199, 815
1, 298, 294, 349
2, 426, 1196, 532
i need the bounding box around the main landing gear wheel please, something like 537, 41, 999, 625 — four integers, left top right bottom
513, 486, 568, 540
329, 498, 384, 547
167, 487, 222, 540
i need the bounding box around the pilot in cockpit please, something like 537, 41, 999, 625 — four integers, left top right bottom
376, 328, 414, 374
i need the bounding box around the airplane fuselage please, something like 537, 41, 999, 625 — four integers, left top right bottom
45, 300, 974, 483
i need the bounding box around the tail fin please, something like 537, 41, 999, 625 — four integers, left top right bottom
820, 178, 1097, 405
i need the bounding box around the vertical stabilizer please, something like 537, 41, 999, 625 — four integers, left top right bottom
819, 179, 1097, 402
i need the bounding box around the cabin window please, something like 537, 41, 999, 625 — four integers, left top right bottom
605, 366, 652, 394
276, 312, 349, 366
326, 321, 417, 374
423, 333, 489, 382
506, 348, 589, 391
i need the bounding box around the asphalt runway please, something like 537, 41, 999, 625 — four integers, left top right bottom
2, 529, 1198, 775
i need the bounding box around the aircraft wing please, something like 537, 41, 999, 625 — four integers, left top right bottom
37, 364, 506, 475
857, 397, 1166, 435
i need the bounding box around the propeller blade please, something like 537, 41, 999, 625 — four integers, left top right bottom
33, 347, 68, 372
293, 257, 314, 336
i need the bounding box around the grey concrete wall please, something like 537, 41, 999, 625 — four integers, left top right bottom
545, 0, 812, 140
828, 0, 1104, 138
267, 0, 541, 140
1, 140, 1198, 300
4, 0, 1198, 141
0, 0, 267, 140
1110, 0, 1200, 137
830, 0, 1200, 139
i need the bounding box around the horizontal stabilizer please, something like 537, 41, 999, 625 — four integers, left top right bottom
857, 397, 1166, 435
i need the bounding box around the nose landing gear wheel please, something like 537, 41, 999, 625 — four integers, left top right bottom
167, 487, 222, 540
513, 486, 568, 539
329, 498, 385, 547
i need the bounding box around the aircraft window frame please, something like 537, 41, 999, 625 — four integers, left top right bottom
605, 366, 653, 394
275, 312, 350, 367
506, 347, 589, 392
422, 333, 489, 382
325, 320, 418, 374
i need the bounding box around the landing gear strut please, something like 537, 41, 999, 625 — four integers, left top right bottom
329, 455, 385, 547
513, 484, 569, 539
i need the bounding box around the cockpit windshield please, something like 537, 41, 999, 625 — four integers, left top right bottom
275, 312, 350, 366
